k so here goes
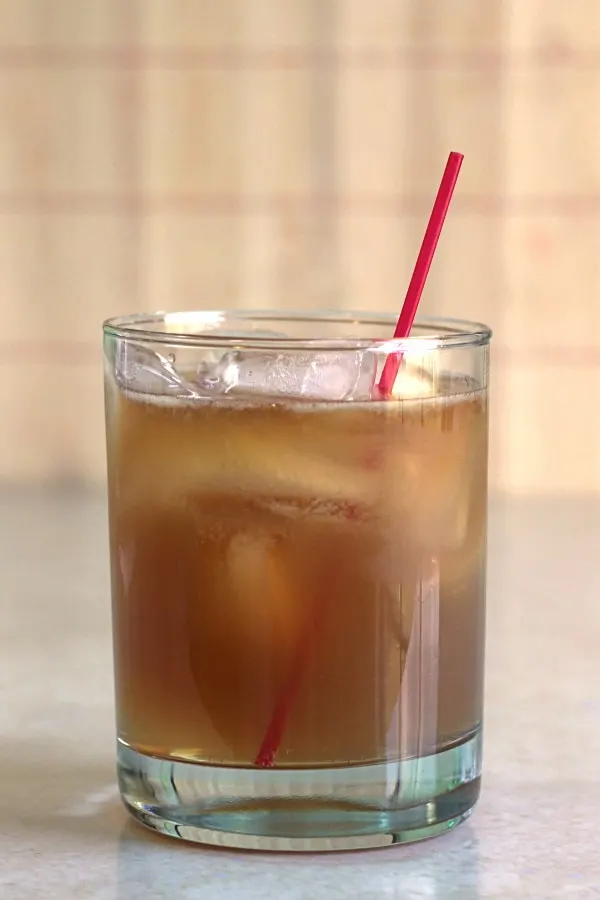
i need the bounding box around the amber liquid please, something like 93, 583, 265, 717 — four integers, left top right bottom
107, 381, 487, 768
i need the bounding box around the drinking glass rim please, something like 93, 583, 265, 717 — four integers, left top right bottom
103, 310, 492, 352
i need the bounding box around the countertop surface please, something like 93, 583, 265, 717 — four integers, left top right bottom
1, 491, 599, 899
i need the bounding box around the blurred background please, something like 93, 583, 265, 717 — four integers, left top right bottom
1, 0, 599, 494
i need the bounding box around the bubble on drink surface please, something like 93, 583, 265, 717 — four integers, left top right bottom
196, 349, 378, 402
114, 343, 198, 397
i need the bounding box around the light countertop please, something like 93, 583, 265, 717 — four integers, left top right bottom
1, 491, 599, 899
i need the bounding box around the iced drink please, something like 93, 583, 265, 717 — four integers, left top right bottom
104, 312, 490, 849
108, 362, 486, 767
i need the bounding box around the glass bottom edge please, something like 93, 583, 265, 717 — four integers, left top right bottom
117, 730, 482, 852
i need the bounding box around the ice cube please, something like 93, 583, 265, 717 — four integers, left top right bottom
225, 533, 305, 653
115, 343, 197, 397
197, 350, 377, 401
390, 365, 436, 399
383, 392, 481, 557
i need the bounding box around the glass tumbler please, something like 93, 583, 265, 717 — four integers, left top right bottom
104, 310, 490, 851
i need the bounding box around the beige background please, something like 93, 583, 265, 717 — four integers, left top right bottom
1, 0, 599, 492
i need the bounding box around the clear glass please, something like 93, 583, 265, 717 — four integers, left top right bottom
103, 310, 490, 851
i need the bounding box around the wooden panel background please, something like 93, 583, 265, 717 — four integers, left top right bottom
1, 0, 599, 491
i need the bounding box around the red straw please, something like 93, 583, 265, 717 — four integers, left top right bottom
254, 613, 317, 769
254, 152, 464, 769
378, 151, 464, 396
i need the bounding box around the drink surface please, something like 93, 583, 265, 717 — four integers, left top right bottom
107, 375, 487, 768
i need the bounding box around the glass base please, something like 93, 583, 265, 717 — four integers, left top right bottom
117, 730, 481, 851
